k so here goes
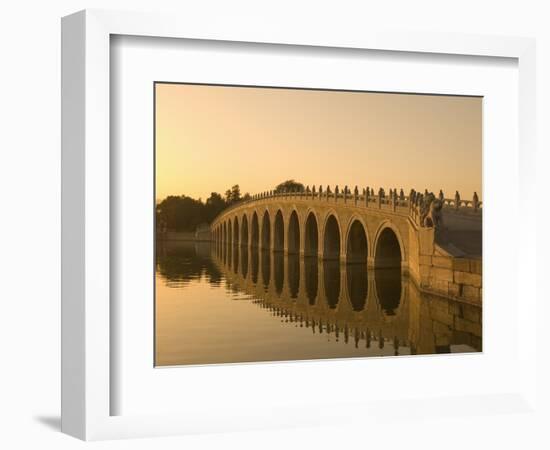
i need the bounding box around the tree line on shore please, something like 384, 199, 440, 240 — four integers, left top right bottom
156, 180, 304, 232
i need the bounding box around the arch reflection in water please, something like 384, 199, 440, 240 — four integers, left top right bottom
374, 268, 402, 315
322, 260, 340, 309
274, 252, 284, 295
304, 256, 318, 305
251, 247, 259, 284
155, 241, 482, 366
240, 245, 248, 279
232, 244, 239, 274
287, 254, 300, 299
346, 263, 368, 311
261, 250, 270, 291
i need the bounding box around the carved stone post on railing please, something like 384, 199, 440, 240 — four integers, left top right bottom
312, 185, 316, 199
473, 192, 479, 211
399, 188, 404, 202
305, 185, 310, 199
335, 185, 339, 202
343, 185, 348, 203
378, 187, 383, 208
454, 191, 460, 210
439, 189, 444, 202
326, 185, 330, 201
365, 186, 370, 207
354, 186, 358, 205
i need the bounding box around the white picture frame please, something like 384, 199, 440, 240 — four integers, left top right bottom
61, 9, 537, 441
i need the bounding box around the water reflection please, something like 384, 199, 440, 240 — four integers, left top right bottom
232, 244, 239, 274
251, 248, 259, 284
304, 257, 318, 305
288, 254, 300, 299
374, 268, 401, 315
155, 241, 482, 366
261, 250, 270, 291
274, 252, 284, 296
240, 245, 248, 279
323, 260, 340, 309
346, 262, 368, 312
156, 240, 223, 286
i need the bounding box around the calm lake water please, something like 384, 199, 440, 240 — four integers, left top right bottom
155, 241, 482, 366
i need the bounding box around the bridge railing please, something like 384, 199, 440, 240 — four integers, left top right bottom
211, 186, 482, 229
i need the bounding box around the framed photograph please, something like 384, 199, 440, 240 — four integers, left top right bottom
154, 82, 483, 368
61, 9, 537, 440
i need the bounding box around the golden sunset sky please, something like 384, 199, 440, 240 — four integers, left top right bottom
155, 83, 482, 202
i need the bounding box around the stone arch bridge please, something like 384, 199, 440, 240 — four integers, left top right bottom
210, 187, 483, 304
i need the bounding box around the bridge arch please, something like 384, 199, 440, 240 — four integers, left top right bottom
373, 221, 405, 269
274, 209, 284, 252
227, 219, 233, 247
261, 210, 271, 250
322, 213, 342, 260
251, 211, 259, 248
233, 216, 240, 247
287, 209, 300, 254
304, 211, 319, 257
345, 216, 369, 264
241, 214, 249, 247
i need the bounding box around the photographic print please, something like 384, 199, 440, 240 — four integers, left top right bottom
154, 83, 482, 367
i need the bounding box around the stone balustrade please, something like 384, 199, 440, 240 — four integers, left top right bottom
214, 186, 482, 229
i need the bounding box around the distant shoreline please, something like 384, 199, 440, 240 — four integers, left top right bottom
157, 230, 212, 242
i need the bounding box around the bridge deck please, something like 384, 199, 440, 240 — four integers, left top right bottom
436, 209, 482, 258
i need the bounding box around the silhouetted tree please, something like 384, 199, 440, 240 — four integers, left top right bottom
156, 195, 205, 232
205, 192, 226, 222
231, 184, 241, 202
156, 184, 264, 232
274, 179, 305, 193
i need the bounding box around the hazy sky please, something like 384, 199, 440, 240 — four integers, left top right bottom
155, 83, 481, 202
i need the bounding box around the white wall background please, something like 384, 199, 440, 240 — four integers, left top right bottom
0, 1, 548, 449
